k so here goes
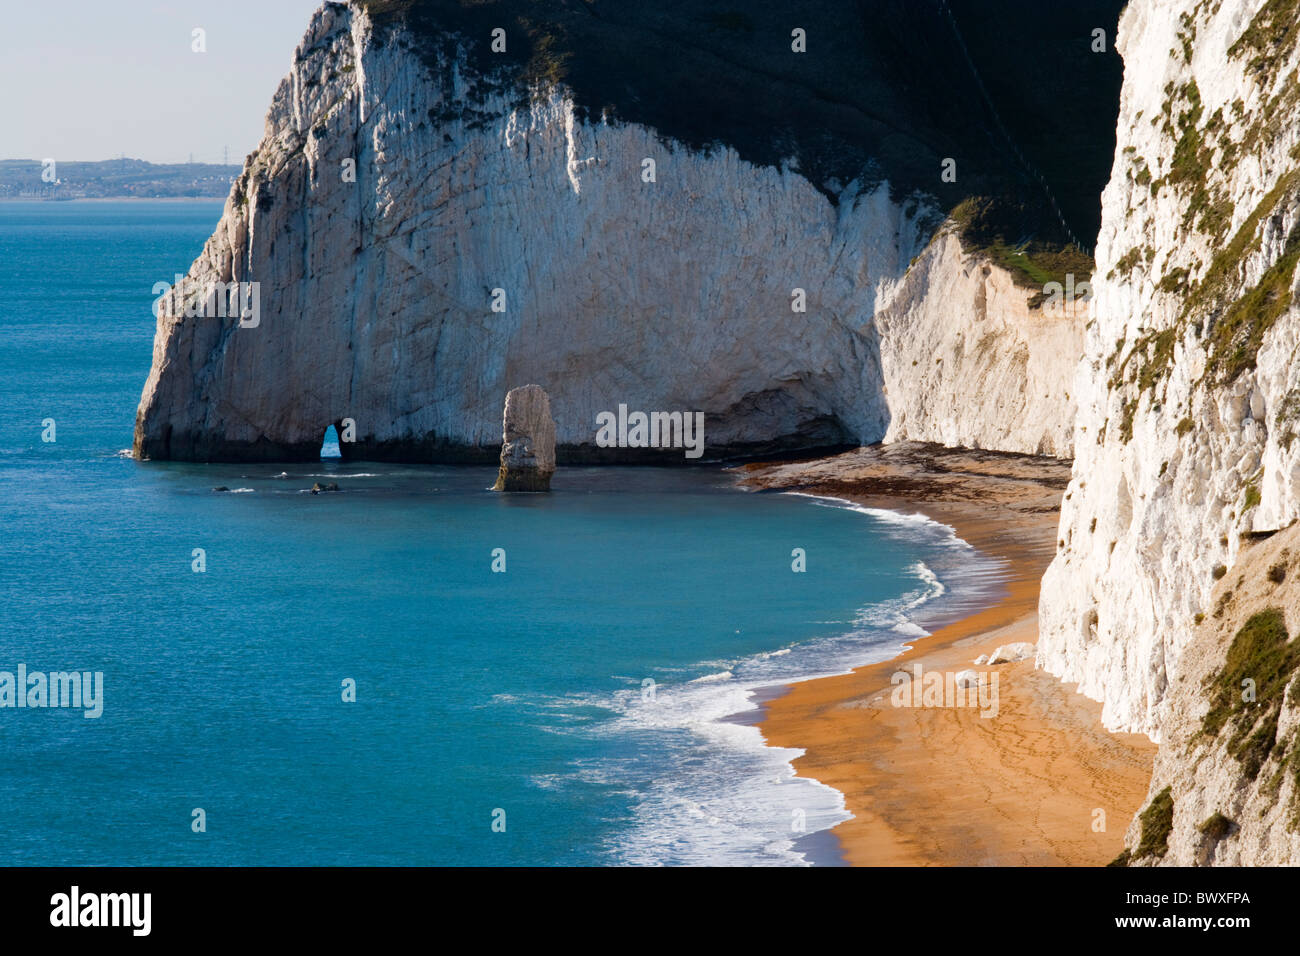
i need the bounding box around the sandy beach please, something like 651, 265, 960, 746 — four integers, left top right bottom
740, 443, 1156, 866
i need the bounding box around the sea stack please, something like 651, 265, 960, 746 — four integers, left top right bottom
492, 386, 556, 492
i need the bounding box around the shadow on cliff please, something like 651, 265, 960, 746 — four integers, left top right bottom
136, 0, 1125, 465
367, 0, 1124, 254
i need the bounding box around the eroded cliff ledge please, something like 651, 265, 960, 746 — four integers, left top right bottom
133, 0, 1119, 464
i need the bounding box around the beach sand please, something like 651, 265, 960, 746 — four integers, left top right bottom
740, 443, 1155, 866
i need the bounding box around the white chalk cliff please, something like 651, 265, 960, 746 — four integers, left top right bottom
133, 1, 1082, 464
877, 231, 1084, 457
1039, 0, 1300, 741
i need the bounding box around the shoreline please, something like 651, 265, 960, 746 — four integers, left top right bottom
0, 196, 228, 203
737, 443, 1156, 866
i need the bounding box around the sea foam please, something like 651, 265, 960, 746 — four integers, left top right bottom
523, 494, 1005, 866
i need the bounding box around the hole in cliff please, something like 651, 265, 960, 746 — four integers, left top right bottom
320, 425, 341, 460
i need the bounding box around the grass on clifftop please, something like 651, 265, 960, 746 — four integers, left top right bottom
950, 196, 1095, 294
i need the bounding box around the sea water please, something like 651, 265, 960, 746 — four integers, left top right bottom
0, 201, 1006, 865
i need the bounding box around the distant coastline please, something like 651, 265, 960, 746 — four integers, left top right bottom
0, 196, 227, 202
0, 158, 239, 201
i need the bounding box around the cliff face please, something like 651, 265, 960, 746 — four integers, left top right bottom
134, 0, 1108, 463
1117, 526, 1300, 866
878, 232, 1084, 457
1039, 0, 1300, 742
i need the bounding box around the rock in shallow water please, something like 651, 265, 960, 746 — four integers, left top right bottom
493, 386, 556, 492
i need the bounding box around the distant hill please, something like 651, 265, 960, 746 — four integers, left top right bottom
0, 158, 240, 199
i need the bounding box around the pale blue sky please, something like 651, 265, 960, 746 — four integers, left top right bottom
3, 0, 326, 164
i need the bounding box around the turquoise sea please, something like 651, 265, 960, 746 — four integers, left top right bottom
0, 200, 1005, 865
